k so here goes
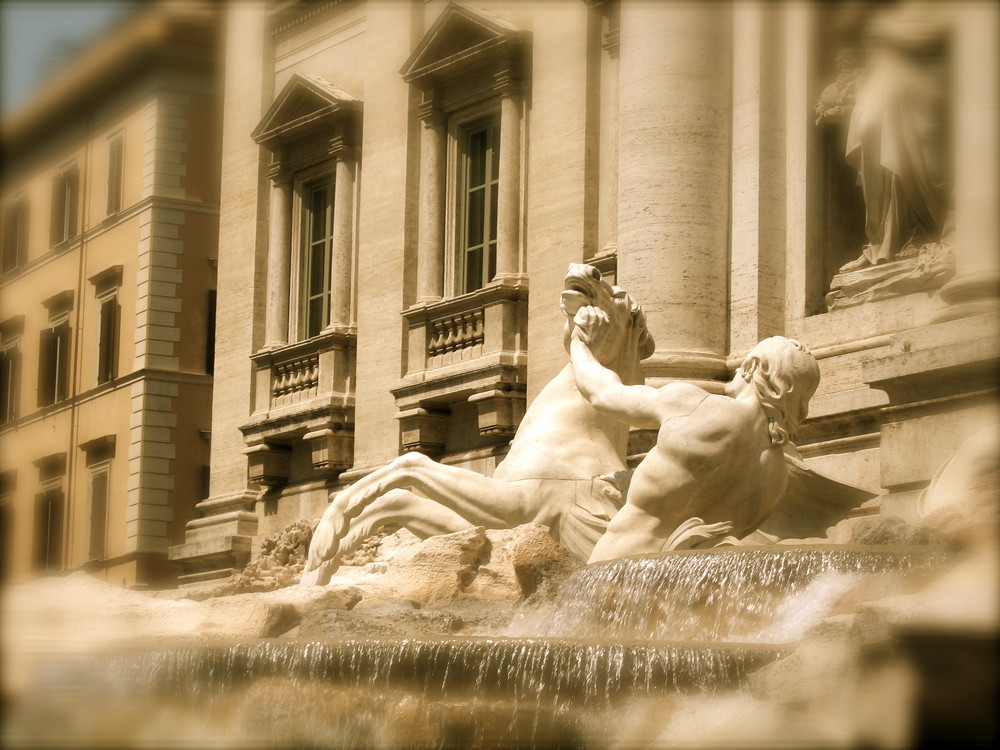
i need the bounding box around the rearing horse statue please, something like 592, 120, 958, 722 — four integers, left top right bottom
301, 264, 655, 585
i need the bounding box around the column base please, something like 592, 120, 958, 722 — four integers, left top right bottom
641, 350, 730, 384
168, 490, 259, 586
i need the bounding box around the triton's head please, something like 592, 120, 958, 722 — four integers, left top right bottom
739, 337, 820, 446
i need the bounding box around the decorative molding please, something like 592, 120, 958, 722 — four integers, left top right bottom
266, 161, 292, 184
42, 289, 74, 314
88, 265, 124, 290
252, 72, 361, 150
400, 1, 529, 89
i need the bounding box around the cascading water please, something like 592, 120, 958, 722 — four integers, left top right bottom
4, 545, 950, 749
517, 545, 949, 644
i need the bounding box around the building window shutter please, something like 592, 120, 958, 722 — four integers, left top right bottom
38, 321, 70, 407
107, 137, 124, 215
89, 468, 109, 559
2, 200, 28, 274
0, 347, 19, 423
50, 168, 79, 245
34, 489, 63, 571
97, 296, 119, 384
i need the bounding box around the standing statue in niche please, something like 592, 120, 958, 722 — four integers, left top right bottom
571, 307, 821, 563
838, 2, 950, 272
818, 2, 955, 308
301, 264, 655, 585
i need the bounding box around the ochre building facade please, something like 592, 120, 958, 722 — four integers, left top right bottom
0, 2, 221, 586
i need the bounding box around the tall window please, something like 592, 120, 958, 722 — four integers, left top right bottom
0, 341, 20, 424
96, 291, 120, 385
106, 134, 124, 216
205, 289, 217, 374
34, 485, 63, 571
300, 178, 335, 339
458, 116, 500, 294
0, 473, 12, 580
88, 462, 110, 560
51, 165, 79, 246
38, 316, 70, 407
2, 197, 28, 274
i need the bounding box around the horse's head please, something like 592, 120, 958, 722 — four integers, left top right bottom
561, 264, 655, 380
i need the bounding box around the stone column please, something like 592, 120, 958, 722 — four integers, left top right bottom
598, 5, 620, 256
417, 101, 446, 302
616, 2, 732, 382
330, 138, 355, 329
496, 78, 522, 279
935, 3, 1000, 321
264, 161, 293, 348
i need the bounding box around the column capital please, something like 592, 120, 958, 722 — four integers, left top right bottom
493, 70, 522, 98
266, 161, 292, 185
417, 101, 446, 124
327, 135, 357, 162
602, 28, 620, 58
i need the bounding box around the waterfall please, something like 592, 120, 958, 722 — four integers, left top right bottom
525, 545, 949, 642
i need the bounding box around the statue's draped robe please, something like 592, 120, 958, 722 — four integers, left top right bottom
845, 22, 948, 264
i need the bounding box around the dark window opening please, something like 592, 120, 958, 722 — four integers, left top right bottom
38, 321, 70, 407
107, 136, 124, 215
0, 346, 19, 423
205, 290, 216, 375
34, 488, 63, 571
51, 167, 80, 246
97, 296, 120, 385
88, 467, 109, 560
2, 199, 28, 274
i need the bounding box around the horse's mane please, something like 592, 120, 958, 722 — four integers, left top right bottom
612, 286, 655, 360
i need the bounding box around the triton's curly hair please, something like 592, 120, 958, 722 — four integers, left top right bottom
739, 337, 820, 446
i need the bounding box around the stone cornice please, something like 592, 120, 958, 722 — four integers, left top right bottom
1, 4, 218, 159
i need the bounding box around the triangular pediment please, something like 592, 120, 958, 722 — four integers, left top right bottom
252, 73, 360, 148
401, 2, 526, 85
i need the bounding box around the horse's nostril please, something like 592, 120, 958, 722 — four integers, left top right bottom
590, 267, 601, 281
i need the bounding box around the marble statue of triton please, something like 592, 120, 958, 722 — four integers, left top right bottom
301, 264, 654, 585
570, 306, 821, 563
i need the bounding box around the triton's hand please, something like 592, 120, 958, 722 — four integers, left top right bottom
572, 305, 610, 347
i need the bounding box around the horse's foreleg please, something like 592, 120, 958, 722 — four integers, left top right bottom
338, 489, 474, 557
338, 452, 530, 531
302, 490, 473, 585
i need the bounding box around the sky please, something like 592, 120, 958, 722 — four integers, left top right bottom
1, 1, 138, 115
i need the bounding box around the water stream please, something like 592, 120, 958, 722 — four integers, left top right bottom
519, 545, 948, 643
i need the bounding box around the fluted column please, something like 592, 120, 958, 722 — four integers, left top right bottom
329, 137, 355, 329
417, 101, 446, 302
616, 2, 731, 382
264, 161, 293, 347
935, 3, 1000, 321
496, 79, 522, 279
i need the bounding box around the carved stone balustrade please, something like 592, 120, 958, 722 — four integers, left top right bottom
241, 330, 356, 482
394, 281, 528, 453
271, 354, 319, 407
427, 309, 485, 365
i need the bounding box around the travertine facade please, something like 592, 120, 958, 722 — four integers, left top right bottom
0, 2, 221, 586
171, 0, 998, 584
